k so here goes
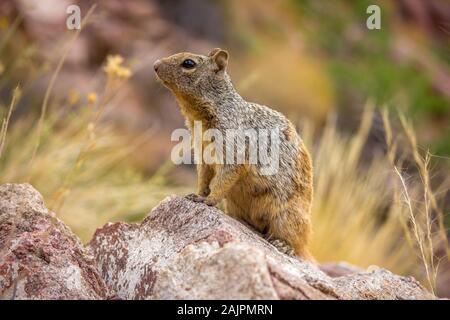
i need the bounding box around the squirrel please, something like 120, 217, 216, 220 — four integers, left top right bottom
154, 48, 314, 260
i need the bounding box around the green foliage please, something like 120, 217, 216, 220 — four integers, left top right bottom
291, 0, 450, 155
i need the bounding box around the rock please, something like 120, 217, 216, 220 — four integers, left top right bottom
89, 195, 434, 300
0, 183, 435, 300
0, 183, 108, 300
319, 262, 364, 278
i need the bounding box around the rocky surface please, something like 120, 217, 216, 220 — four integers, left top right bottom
0, 183, 108, 299
0, 183, 435, 300
88, 195, 434, 300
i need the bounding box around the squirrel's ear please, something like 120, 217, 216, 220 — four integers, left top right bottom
210, 48, 228, 72
208, 48, 221, 57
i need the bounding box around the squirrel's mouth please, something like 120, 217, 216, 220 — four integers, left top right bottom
154, 73, 170, 87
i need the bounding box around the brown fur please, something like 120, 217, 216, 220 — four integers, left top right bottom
154, 49, 314, 260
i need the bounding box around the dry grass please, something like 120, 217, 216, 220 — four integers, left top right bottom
381, 110, 449, 294
0, 86, 19, 158
28, 5, 96, 174
0, 107, 191, 241
304, 107, 419, 276
300, 105, 449, 293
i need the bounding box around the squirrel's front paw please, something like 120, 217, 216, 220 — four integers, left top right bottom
185, 193, 217, 206
185, 193, 199, 201
199, 186, 211, 197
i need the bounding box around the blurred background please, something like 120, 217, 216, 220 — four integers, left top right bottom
0, 0, 449, 296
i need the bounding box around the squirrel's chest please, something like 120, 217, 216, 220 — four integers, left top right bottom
186, 120, 220, 161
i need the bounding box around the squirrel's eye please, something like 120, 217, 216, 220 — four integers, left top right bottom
181, 59, 196, 69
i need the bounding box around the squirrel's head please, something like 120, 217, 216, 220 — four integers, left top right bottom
153, 48, 230, 99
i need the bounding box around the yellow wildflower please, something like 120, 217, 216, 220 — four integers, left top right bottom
87, 92, 98, 104
108, 55, 123, 66
117, 68, 131, 79
0, 61, 4, 75
103, 54, 132, 80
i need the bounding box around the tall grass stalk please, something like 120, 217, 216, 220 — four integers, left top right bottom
0, 86, 19, 158
381, 109, 449, 294
28, 5, 97, 175
399, 114, 450, 261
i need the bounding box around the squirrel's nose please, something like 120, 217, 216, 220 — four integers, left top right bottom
153, 60, 161, 72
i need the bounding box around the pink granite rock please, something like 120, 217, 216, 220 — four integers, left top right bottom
88, 195, 434, 300
0, 183, 108, 300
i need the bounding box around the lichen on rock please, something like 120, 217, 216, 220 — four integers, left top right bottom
0, 183, 108, 300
